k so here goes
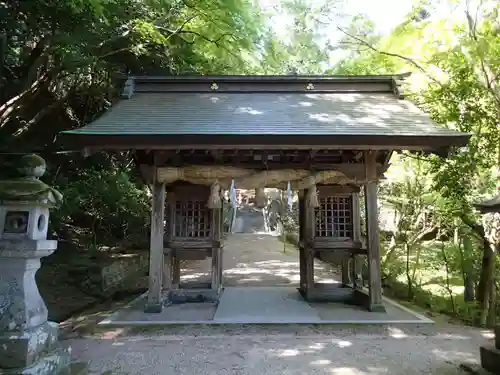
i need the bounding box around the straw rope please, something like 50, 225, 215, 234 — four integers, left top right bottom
156, 165, 359, 209
156, 166, 355, 189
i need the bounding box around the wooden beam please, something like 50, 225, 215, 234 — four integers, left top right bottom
144, 179, 166, 313
80, 143, 457, 152
364, 150, 385, 312
135, 149, 393, 170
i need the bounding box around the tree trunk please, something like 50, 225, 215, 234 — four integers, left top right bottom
477, 238, 494, 303
461, 236, 475, 301
405, 242, 413, 300
487, 278, 496, 327
381, 236, 397, 268
477, 243, 495, 327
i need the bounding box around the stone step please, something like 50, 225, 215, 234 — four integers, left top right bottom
168, 288, 219, 304
495, 325, 500, 350
480, 345, 500, 375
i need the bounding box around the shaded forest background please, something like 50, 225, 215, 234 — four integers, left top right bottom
0, 0, 499, 326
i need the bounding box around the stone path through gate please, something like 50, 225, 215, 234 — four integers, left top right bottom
181, 202, 340, 287
181, 232, 340, 287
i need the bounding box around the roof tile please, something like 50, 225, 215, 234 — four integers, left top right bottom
65, 92, 462, 137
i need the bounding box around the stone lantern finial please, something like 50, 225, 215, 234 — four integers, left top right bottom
18, 153, 47, 178
0, 154, 63, 206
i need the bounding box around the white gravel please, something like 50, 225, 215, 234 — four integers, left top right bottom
65, 323, 493, 375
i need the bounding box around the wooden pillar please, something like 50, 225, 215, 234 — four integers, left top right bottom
302, 188, 315, 299
351, 192, 363, 289
211, 207, 222, 292
164, 192, 175, 290
145, 178, 166, 313
364, 150, 385, 312
298, 192, 306, 290
218, 206, 224, 290
172, 257, 180, 289
341, 258, 350, 286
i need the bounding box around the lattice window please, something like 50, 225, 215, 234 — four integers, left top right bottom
315, 196, 353, 238
173, 201, 211, 237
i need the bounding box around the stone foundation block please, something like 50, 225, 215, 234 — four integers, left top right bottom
480, 345, 500, 375
0, 345, 71, 375
0, 322, 60, 369
168, 288, 219, 304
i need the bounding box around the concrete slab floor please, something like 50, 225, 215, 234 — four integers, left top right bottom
103, 295, 217, 324
214, 287, 321, 324
99, 286, 432, 326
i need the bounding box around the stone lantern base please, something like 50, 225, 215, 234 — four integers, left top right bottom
478, 325, 500, 375
0, 322, 72, 375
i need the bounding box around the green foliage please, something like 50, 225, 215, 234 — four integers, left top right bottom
258, 0, 340, 74
0, 0, 269, 149
52, 166, 150, 245
331, 0, 500, 326
0, 0, 274, 247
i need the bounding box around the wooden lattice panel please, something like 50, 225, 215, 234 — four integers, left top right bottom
173, 200, 211, 237
315, 196, 353, 238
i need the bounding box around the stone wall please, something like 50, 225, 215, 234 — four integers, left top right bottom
100, 252, 149, 291
69, 250, 149, 298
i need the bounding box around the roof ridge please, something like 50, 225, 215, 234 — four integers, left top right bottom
119, 74, 414, 98
122, 73, 412, 82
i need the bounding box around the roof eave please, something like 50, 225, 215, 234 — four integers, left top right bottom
60, 133, 470, 154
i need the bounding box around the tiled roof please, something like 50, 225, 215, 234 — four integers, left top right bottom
66, 92, 462, 137
62, 75, 470, 150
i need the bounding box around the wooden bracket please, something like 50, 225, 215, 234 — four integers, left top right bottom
391, 77, 407, 100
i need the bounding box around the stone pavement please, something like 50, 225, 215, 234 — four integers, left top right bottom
181, 233, 339, 287
182, 203, 337, 287
232, 205, 267, 233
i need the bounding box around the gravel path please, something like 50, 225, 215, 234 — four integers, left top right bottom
66, 323, 491, 375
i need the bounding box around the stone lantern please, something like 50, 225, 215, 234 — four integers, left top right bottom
0, 154, 72, 374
